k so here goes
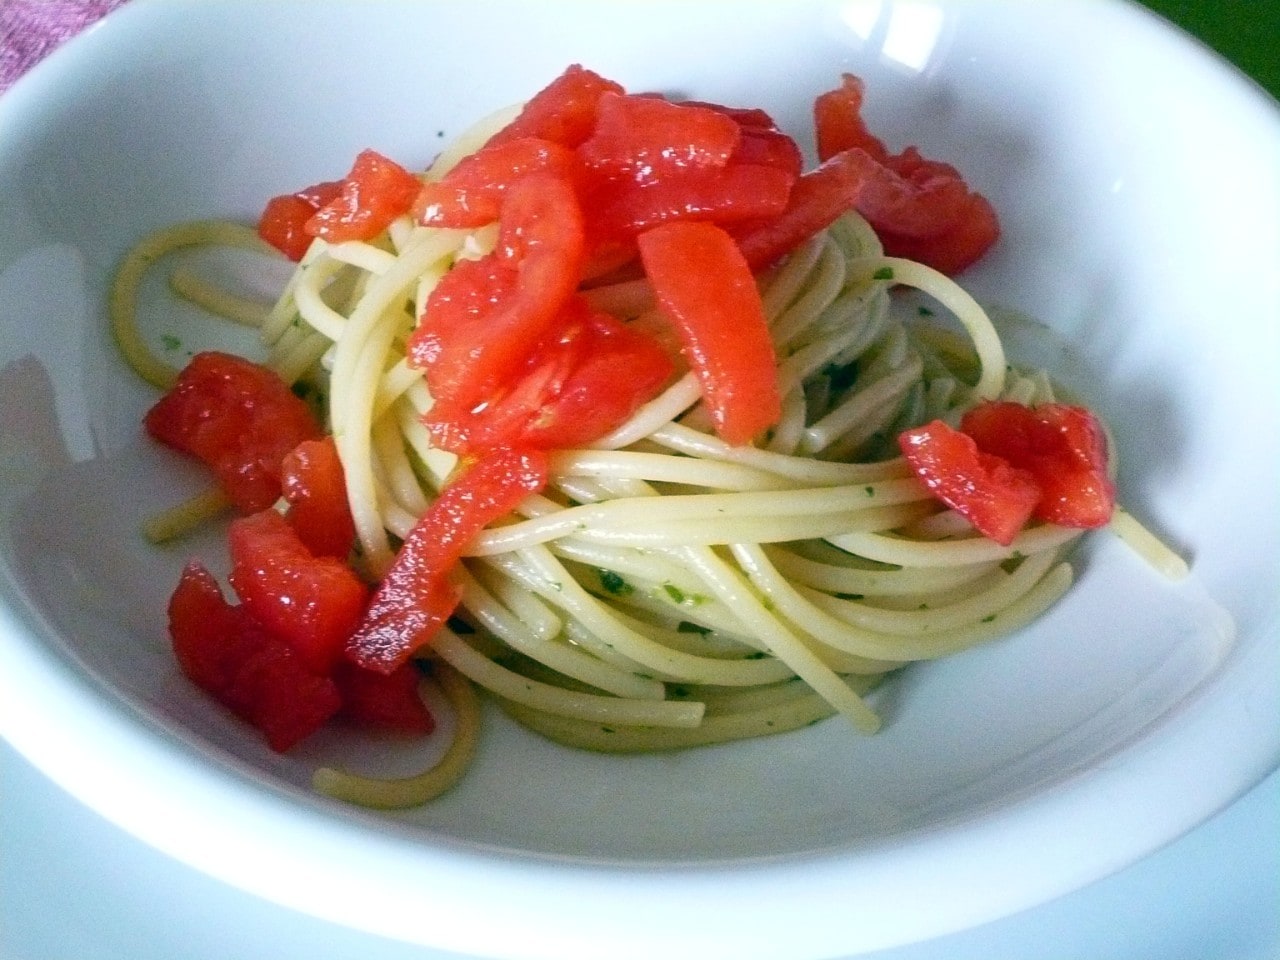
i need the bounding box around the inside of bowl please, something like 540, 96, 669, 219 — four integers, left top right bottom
0, 0, 1276, 873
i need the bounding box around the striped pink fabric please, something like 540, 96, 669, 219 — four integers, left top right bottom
1, 0, 129, 94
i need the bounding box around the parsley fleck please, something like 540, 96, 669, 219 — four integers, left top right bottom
872, 266, 895, 280
676, 621, 710, 635
597, 568, 633, 596
918, 306, 934, 317
981, 614, 997, 623
160, 334, 182, 352
662, 583, 687, 604
836, 592, 864, 601
865, 485, 875, 497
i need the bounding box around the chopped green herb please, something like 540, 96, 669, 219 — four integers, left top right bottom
160, 334, 182, 352
872, 266, 895, 280
865, 485, 875, 497
662, 583, 687, 604
744, 651, 767, 660
981, 614, 997, 623
918, 305, 934, 316
676, 621, 711, 635
600, 726, 616, 734
597, 568, 633, 596
835, 592, 864, 601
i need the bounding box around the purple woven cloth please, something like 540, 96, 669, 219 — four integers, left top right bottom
0, 0, 129, 94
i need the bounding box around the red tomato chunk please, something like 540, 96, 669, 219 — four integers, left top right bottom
227, 509, 369, 676
305, 148, 422, 244
348, 448, 549, 673
168, 561, 342, 752
258, 179, 342, 261
898, 419, 1041, 546
638, 220, 781, 446
144, 352, 322, 513
811, 73, 1000, 275
960, 401, 1115, 529
281, 437, 357, 559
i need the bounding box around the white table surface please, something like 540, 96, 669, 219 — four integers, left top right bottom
2, 739, 1276, 960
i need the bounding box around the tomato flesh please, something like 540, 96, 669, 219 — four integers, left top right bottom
577, 93, 742, 179
227, 510, 369, 675
168, 561, 342, 752
638, 220, 781, 446
281, 437, 356, 559
960, 402, 1115, 528
412, 137, 580, 229
144, 352, 322, 513
485, 64, 625, 149
334, 660, 435, 734
305, 148, 422, 244
898, 419, 1041, 546
258, 180, 342, 260
809, 76, 1000, 274
813, 73, 889, 163
347, 448, 549, 673
425, 299, 674, 455
408, 172, 585, 410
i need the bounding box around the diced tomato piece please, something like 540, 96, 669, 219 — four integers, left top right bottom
144, 352, 322, 513
515, 309, 674, 449
685, 100, 804, 176
577, 93, 742, 180
809, 76, 1001, 274
334, 660, 436, 734
733, 148, 880, 270
227, 510, 369, 675
813, 73, 890, 163
877, 192, 1001, 276
584, 163, 794, 243
281, 437, 356, 559
425, 299, 674, 454
258, 180, 343, 261
168, 561, 341, 752
898, 420, 1041, 546
960, 402, 1116, 528
347, 448, 549, 673
486, 64, 626, 149
408, 173, 585, 410
412, 137, 580, 228
305, 148, 422, 244
637, 221, 781, 446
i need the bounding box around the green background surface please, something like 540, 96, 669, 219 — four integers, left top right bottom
1138, 0, 1280, 97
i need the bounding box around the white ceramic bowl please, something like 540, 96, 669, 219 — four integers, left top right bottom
1, 1, 1277, 958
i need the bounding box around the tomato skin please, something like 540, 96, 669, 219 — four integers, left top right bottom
305, 149, 421, 244
347, 448, 549, 673
637, 220, 781, 446
258, 180, 343, 261
281, 437, 356, 559
144, 351, 322, 513
486, 64, 626, 149
334, 660, 435, 734
168, 561, 341, 752
408, 173, 585, 410
877, 192, 1001, 277
227, 510, 369, 675
959, 402, 1115, 528
412, 137, 580, 229
898, 419, 1041, 546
